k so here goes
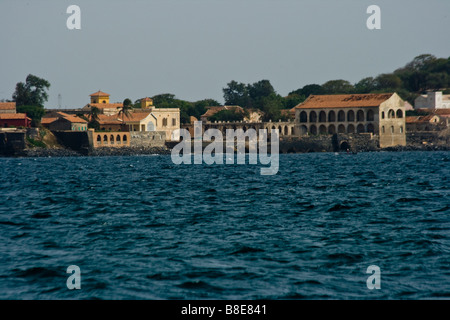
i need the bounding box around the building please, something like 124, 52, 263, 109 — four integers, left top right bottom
294, 93, 406, 148
42, 112, 88, 131
0, 113, 31, 128
81, 91, 123, 116
414, 91, 450, 109
200, 106, 245, 122
406, 114, 442, 132
0, 102, 16, 114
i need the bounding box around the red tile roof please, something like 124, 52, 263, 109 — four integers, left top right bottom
406, 115, 439, 123
0, 113, 30, 120
97, 114, 122, 125
434, 109, 450, 116
123, 111, 152, 122
0, 102, 16, 110
42, 112, 87, 124
295, 93, 395, 109
201, 106, 244, 119
41, 117, 58, 125
89, 103, 123, 109
90, 91, 110, 97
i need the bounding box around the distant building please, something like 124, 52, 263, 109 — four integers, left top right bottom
414, 91, 450, 109
294, 93, 406, 148
140, 97, 154, 109
42, 112, 88, 131
0, 113, 31, 128
0, 102, 16, 114
406, 114, 442, 132
200, 106, 246, 122
82, 91, 123, 116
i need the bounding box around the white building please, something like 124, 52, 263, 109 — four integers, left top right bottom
414, 91, 450, 109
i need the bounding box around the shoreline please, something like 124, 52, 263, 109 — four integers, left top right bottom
1, 144, 449, 158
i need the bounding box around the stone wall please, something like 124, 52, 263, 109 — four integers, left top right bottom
0, 130, 26, 155
279, 133, 378, 153
52, 131, 90, 151
130, 131, 166, 148
406, 130, 450, 146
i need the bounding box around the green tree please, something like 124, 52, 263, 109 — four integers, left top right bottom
119, 98, 133, 130
13, 74, 50, 107
354, 77, 376, 93
12, 74, 50, 126
321, 80, 354, 94
260, 94, 284, 122
209, 109, 245, 122
223, 81, 250, 107
15, 105, 45, 127
289, 84, 324, 97
374, 73, 402, 91
283, 93, 305, 109
88, 106, 100, 130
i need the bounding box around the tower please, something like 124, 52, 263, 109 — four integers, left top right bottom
90, 91, 110, 104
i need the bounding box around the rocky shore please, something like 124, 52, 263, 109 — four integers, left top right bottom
382, 144, 450, 152
12, 146, 171, 158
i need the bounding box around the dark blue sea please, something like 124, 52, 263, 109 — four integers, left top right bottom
0, 152, 449, 299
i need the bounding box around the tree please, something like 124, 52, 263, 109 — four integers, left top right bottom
374, 73, 402, 91
13, 74, 50, 107
88, 106, 100, 130
321, 80, 354, 94
209, 109, 245, 122
15, 105, 45, 127
119, 98, 133, 130
12, 74, 50, 126
354, 77, 376, 93
289, 84, 325, 97
283, 93, 305, 109
223, 81, 250, 107
260, 94, 284, 122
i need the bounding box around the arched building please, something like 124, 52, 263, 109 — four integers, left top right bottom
294, 93, 406, 148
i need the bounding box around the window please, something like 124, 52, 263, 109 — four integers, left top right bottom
400, 126, 403, 133
172, 118, 176, 126
162, 118, 168, 127
300, 111, 307, 123
347, 110, 355, 122
391, 126, 394, 133
367, 110, 374, 121
381, 111, 385, 119
382, 126, 385, 133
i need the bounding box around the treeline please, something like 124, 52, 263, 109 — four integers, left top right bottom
7, 54, 449, 125
144, 54, 450, 123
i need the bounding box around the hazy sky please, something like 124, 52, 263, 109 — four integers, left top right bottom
1, 0, 449, 108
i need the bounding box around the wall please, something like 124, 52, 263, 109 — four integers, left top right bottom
152, 108, 180, 141
295, 107, 378, 135
52, 131, 90, 151
0, 130, 26, 155
280, 133, 378, 153
90, 131, 131, 148
129, 131, 166, 148
379, 94, 406, 147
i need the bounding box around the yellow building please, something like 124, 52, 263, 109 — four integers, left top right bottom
90, 91, 110, 104
141, 97, 154, 109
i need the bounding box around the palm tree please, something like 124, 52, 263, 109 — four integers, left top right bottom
119, 98, 132, 131
88, 106, 100, 130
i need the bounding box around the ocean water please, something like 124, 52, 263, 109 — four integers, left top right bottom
0, 151, 449, 300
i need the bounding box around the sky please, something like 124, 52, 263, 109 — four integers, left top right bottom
1, 0, 449, 109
